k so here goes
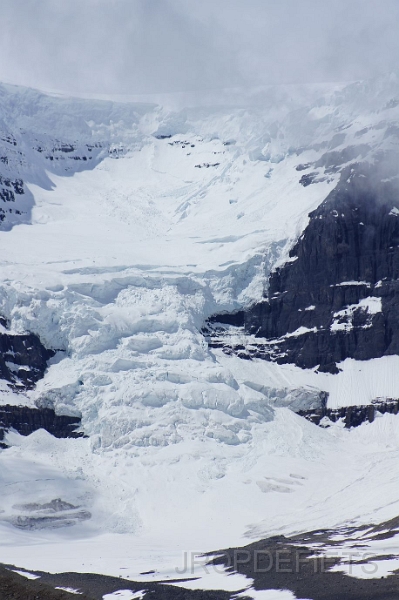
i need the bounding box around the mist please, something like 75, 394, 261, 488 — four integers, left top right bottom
0, 0, 398, 96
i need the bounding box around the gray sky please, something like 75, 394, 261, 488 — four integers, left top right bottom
1, 0, 398, 95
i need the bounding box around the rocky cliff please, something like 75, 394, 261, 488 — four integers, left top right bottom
0, 405, 83, 448
205, 157, 399, 374
0, 317, 55, 389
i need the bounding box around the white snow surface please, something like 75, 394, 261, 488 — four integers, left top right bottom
0, 76, 399, 584
10, 569, 40, 580
103, 593, 145, 600
330, 297, 382, 332
235, 591, 298, 600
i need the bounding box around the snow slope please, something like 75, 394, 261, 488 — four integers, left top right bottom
0, 76, 399, 583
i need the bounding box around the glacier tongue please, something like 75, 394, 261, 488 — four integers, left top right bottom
0, 81, 348, 450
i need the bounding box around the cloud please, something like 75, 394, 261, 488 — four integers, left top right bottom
0, 0, 398, 95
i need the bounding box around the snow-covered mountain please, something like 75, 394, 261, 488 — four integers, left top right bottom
0, 76, 399, 598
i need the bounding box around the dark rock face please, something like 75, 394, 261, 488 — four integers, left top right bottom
0, 317, 55, 389
300, 398, 399, 428
0, 318, 80, 446
206, 160, 399, 374
0, 405, 83, 447
0, 175, 25, 223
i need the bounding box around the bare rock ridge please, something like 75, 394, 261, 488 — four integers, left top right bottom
205, 158, 399, 375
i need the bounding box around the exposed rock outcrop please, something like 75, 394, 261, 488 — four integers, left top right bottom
0, 317, 55, 389
300, 398, 399, 428
205, 159, 399, 374
0, 405, 83, 447
0, 318, 81, 446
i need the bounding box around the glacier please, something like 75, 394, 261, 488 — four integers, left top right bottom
0, 76, 399, 596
